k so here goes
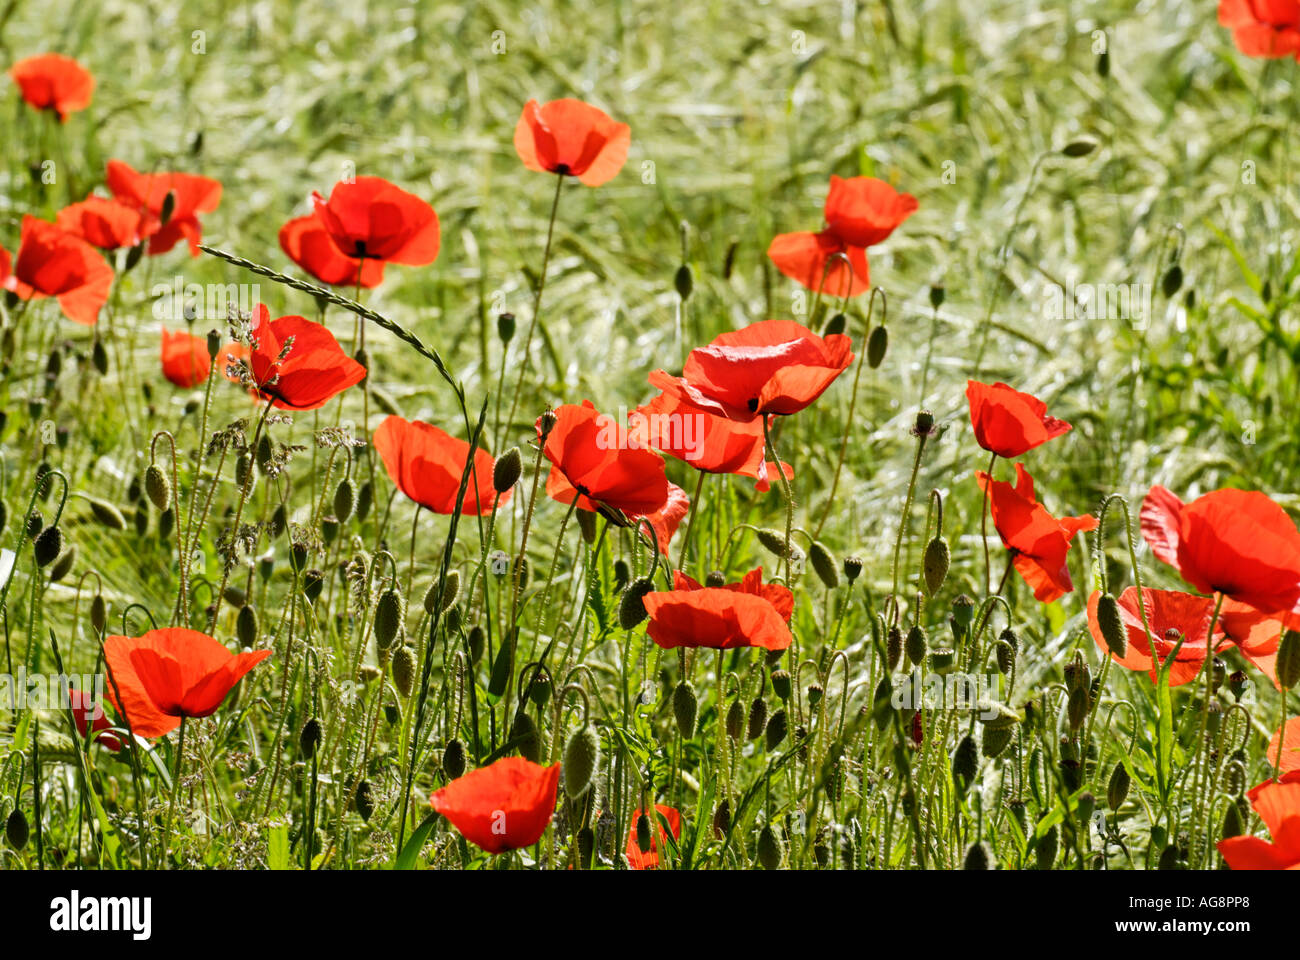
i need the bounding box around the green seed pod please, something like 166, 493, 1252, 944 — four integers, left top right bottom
1107, 763, 1131, 811
823, 312, 846, 336
705, 570, 726, 587
85, 496, 127, 530
487, 638, 512, 697
525, 673, 551, 709
90, 594, 107, 634
236, 604, 258, 647
929, 284, 945, 308
443, 738, 467, 779
619, 577, 656, 630
1161, 264, 1183, 299
299, 718, 322, 759
886, 625, 903, 672
303, 569, 324, 602
771, 670, 792, 702
494, 447, 522, 494
391, 646, 416, 698
6, 808, 29, 850
466, 625, 485, 664
1277, 630, 1300, 690
765, 708, 788, 750
1076, 791, 1096, 824
747, 697, 768, 741
497, 312, 516, 343
757, 823, 784, 869
34, 524, 62, 567
673, 681, 698, 739
674, 263, 693, 300
842, 555, 862, 583
355, 780, 375, 822
424, 570, 461, 616
333, 478, 355, 523
1061, 137, 1098, 157
1036, 824, 1058, 870
576, 508, 598, 544
92, 338, 109, 375
636, 811, 653, 853
923, 536, 949, 596
564, 723, 600, 798
270, 503, 288, 538
725, 700, 744, 740
808, 541, 839, 588
905, 625, 927, 667
157, 507, 175, 540
510, 712, 541, 763
755, 527, 792, 558
963, 841, 990, 870
373, 589, 403, 651
952, 734, 978, 788
356, 481, 373, 521
1095, 593, 1127, 658
866, 324, 888, 368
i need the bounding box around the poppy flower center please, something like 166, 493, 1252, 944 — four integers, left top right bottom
747, 397, 759, 412
554, 163, 571, 175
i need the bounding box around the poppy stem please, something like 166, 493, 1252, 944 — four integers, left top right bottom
1188, 591, 1225, 865
207, 400, 274, 632
981, 452, 997, 596
675, 469, 708, 572
890, 429, 928, 601
162, 716, 187, 867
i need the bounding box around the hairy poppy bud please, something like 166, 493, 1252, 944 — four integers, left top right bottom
757, 823, 784, 869
356, 481, 373, 521
84, 496, 127, 530
91, 337, 109, 375
712, 799, 731, 838
635, 811, 654, 854
765, 708, 788, 750
392, 645, 416, 697
466, 624, 485, 664
747, 697, 768, 741
355, 780, 375, 822
374, 589, 404, 651
953, 734, 978, 789
807, 684, 823, 707
443, 738, 466, 779
333, 478, 355, 523
24, 510, 43, 539
424, 570, 461, 616
725, 700, 744, 740
1221, 798, 1245, 840
299, 718, 322, 759
1076, 791, 1096, 825
564, 723, 600, 798
143, 462, 171, 512
808, 541, 839, 588
303, 569, 324, 602
6, 808, 29, 850
619, 577, 656, 630
50, 545, 75, 582
771, 670, 792, 702
1161, 263, 1183, 298
494, 447, 522, 494
90, 594, 107, 634
1277, 630, 1300, 690
963, 841, 990, 870
886, 625, 903, 672
487, 638, 512, 698
34, 524, 62, 567
982, 723, 1013, 758
497, 312, 516, 343
823, 312, 846, 336
905, 625, 927, 667
157, 507, 175, 540
1095, 593, 1127, 658
510, 711, 541, 763
1067, 685, 1089, 731
866, 324, 888, 368
1061, 137, 1098, 157
576, 508, 598, 544
1107, 763, 1130, 811
923, 537, 949, 597
673, 681, 698, 739
1036, 824, 1058, 870
843, 555, 862, 584
755, 527, 793, 558
236, 604, 258, 647
674, 264, 693, 300
929, 284, 945, 309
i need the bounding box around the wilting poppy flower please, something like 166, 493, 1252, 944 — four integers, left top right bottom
1087, 588, 1215, 686
626, 805, 682, 870
103, 628, 271, 739
1218, 0, 1300, 59
160, 328, 213, 388
104, 159, 222, 257
247, 304, 366, 411
1217, 771, 1300, 869
373, 415, 505, 516
430, 756, 561, 854
9, 53, 93, 120
642, 567, 794, 651
540, 401, 670, 521
70, 687, 122, 752
513, 98, 630, 187
279, 213, 385, 288
1, 215, 113, 325
976, 463, 1098, 603
311, 177, 439, 266
1269, 717, 1300, 775
966, 380, 1072, 460
1140, 485, 1300, 618
649, 320, 853, 423
55, 196, 143, 251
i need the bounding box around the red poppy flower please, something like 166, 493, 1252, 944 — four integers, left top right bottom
1269, 717, 1300, 775
642, 567, 794, 651
160, 328, 213, 388
626, 805, 682, 870
1, 215, 113, 325
513, 98, 630, 187
634, 481, 690, 557
649, 320, 853, 423
540, 401, 670, 521
105, 160, 222, 257
1216, 771, 1300, 869
103, 628, 270, 739
9, 53, 94, 120
1219, 0, 1300, 59
1140, 485, 1300, 618
70, 686, 122, 752
55, 196, 143, 251
310, 177, 439, 265
1219, 599, 1287, 689
279, 213, 385, 288
822, 175, 919, 249
429, 756, 561, 854
767, 230, 871, 299
373, 415, 506, 516
247, 304, 366, 411
966, 380, 1072, 459
1087, 588, 1215, 686
976, 463, 1098, 603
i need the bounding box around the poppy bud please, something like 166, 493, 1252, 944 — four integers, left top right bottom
771, 669, 792, 702
497, 312, 516, 343
922, 537, 949, 597
6, 808, 29, 850
1067, 685, 1089, 731
299, 718, 322, 759
952, 733, 978, 788
747, 697, 768, 741
1061, 137, 1098, 157
765, 708, 788, 750
34, 524, 62, 567
85, 496, 127, 530
443, 738, 467, 779
90, 594, 107, 634
866, 325, 888, 368
424, 570, 461, 615
905, 625, 927, 667
303, 569, 324, 603
91, 337, 109, 375
1096, 49, 1110, 78
576, 508, 598, 544
488, 640, 512, 698
823, 312, 846, 337
635, 810, 653, 853
1161, 264, 1183, 298
996, 627, 1018, 674
392, 645, 416, 697
355, 780, 375, 822
929, 284, 945, 309
144, 464, 171, 512
537, 410, 557, 440
872, 676, 893, 730
757, 823, 784, 869
674, 264, 693, 300
1221, 799, 1244, 840
963, 841, 990, 870
619, 577, 656, 630
673, 681, 698, 739
466, 625, 485, 664
332, 478, 355, 524
236, 604, 258, 647
725, 700, 744, 740
1107, 763, 1130, 811
1076, 791, 1096, 824
808, 541, 839, 588
1036, 824, 1058, 870
493, 447, 522, 494
50, 545, 75, 582
705, 570, 725, 587
374, 589, 404, 651
843, 555, 863, 584
564, 723, 600, 798
24, 510, 43, 539
510, 712, 541, 763
1063, 650, 1090, 693
755, 527, 793, 558
1277, 630, 1300, 690
886, 624, 903, 672
356, 481, 373, 520
712, 799, 731, 838
158, 507, 175, 540
1095, 593, 1127, 658
290, 540, 309, 572
513, 554, 530, 591
912, 409, 935, 437
807, 684, 823, 707
525, 673, 551, 709
982, 723, 1013, 758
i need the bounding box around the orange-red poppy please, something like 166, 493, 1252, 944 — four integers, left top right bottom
513, 98, 630, 187
105, 160, 222, 257
1269, 717, 1300, 775
1219, 0, 1300, 58
1218, 599, 1288, 689
103, 628, 270, 739
160, 328, 213, 388
55, 196, 143, 251
429, 756, 561, 854
373, 415, 505, 516
246, 304, 366, 411
626, 804, 682, 870
641, 567, 794, 651
966, 380, 1072, 459
9, 53, 93, 120
310, 176, 439, 266
1216, 771, 1300, 869
1140, 485, 1300, 619
279, 213, 385, 288
1086, 587, 1215, 686
70, 686, 122, 752
976, 463, 1097, 602
1, 215, 113, 325
649, 320, 853, 422
634, 480, 690, 557
822, 175, 919, 248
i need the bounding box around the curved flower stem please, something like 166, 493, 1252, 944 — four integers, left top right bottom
207, 400, 274, 632
762, 416, 795, 586
980, 452, 997, 596
890, 428, 927, 600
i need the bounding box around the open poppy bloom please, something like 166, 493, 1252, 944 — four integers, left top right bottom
311, 176, 439, 266
430, 756, 561, 854
822, 176, 920, 248
373, 415, 505, 516
1218, 0, 1300, 59
1216, 771, 1300, 869
70, 686, 122, 752
1269, 717, 1300, 775
55, 196, 143, 251
160, 328, 213, 388
1087, 588, 1216, 686
649, 320, 853, 423
966, 380, 1072, 459
627, 805, 682, 870
102, 628, 271, 739
642, 567, 794, 651
1, 216, 113, 325
976, 463, 1098, 603
1218, 599, 1288, 689
9, 53, 94, 120
634, 481, 690, 556
1140, 485, 1300, 619
105, 160, 222, 257
540, 401, 670, 522
513, 98, 630, 187
247, 304, 366, 410
279, 213, 385, 288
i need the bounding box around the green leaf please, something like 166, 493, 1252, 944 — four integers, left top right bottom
394, 813, 438, 870
267, 824, 290, 870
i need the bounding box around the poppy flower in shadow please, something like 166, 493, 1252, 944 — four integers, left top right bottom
966, 380, 1072, 459
103, 628, 270, 739
279, 213, 385, 288
976, 462, 1097, 603
9, 53, 94, 120
513, 98, 630, 187
642, 567, 794, 651
627, 805, 682, 870
160, 328, 213, 388
430, 756, 561, 854
70, 687, 122, 752
2, 216, 113, 325
1086, 587, 1215, 686
311, 176, 439, 266
1218, 0, 1300, 59
56, 196, 143, 251
105, 160, 222, 257
1217, 771, 1300, 869
373, 415, 505, 516
247, 304, 366, 411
